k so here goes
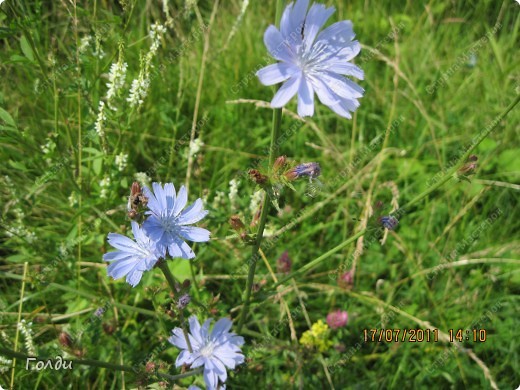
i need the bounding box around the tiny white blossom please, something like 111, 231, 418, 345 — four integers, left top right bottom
134, 172, 151, 188
18, 319, 36, 356
228, 179, 240, 207
41, 138, 55, 155
106, 61, 128, 110
249, 190, 264, 214
95, 101, 106, 137
149, 23, 167, 54
99, 176, 111, 199
68, 192, 78, 207
127, 77, 150, 108
188, 138, 204, 158
93, 35, 105, 59
0, 355, 13, 374
115, 152, 128, 171
126, 23, 166, 109
79, 36, 92, 53
211, 191, 226, 208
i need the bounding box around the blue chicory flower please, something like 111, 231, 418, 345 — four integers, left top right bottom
169, 316, 245, 390
103, 221, 162, 287
256, 0, 364, 118
143, 183, 210, 259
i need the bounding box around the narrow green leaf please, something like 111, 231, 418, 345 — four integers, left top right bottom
0, 107, 16, 127
20, 35, 35, 62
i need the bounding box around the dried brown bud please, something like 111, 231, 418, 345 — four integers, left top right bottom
211, 294, 220, 304
182, 279, 191, 289
73, 348, 85, 358
102, 323, 115, 335
276, 251, 292, 274
458, 155, 478, 176
229, 215, 246, 232
338, 270, 354, 290
248, 169, 268, 185
273, 155, 287, 171
251, 205, 262, 227
145, 361, 156, 373
128, 182, 148, 213
58, 332, 73, 348
130, 181, 141, 197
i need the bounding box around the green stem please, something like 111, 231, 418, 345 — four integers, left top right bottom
237, 107, 283, 333
158, 261, 193, 353
0, 347, 202, 381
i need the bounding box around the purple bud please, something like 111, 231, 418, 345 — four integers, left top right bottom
276, 251, 292, 274
176, 293, 191, 310
286, 162, 321, 181
379, 216, 399, 230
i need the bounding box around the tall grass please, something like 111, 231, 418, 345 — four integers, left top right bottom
0, 0, 519, 388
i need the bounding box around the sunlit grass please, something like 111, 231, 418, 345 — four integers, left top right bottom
0, 0, 519, 388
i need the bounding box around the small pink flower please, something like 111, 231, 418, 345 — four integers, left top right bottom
338, 270, 354, 289
327, 310, 348, 330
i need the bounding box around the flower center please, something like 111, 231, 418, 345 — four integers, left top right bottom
159, 213, 178, 234
199, 342, 215, 358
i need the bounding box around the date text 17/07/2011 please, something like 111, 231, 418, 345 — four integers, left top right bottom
363, 328, 488, 343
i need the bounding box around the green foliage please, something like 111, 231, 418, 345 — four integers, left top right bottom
0, 0, 519, 389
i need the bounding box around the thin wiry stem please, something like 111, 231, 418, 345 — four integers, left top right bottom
237, 107, 283, 333
10, 262, 28, 390
236, 0, 286, 334
158, 261, 193, 353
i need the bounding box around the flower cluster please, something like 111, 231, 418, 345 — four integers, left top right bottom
103, 182, 210, 286
326, 310, 348, 329
299, 320, 333, 352
127, 76, 151, 108
94, 101, 106, 137
127, 22, 167, 108
169, 316, 245, 390
106, 60, 128, 110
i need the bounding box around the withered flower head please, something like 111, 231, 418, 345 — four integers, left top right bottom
229, 215, 246, 232
58, 332, 73, 348
273, 155, 287, 171
127, 181, 148, 215
248, 169, 268, 185
276, 251, 292, 274
458, 155, 478, 177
